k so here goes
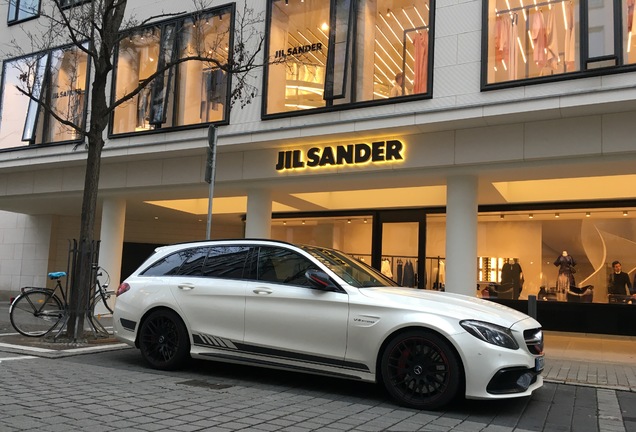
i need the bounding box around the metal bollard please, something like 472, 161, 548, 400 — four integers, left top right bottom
527, 294, 537, 319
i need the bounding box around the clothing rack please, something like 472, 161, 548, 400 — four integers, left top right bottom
496, 0, 567, 15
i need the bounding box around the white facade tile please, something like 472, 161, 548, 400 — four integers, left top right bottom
601, 112, 636, 154
125, 160, 163, 187
523, 116, 603, 159
456, 124, 524, 164
457, 31, 481, 64
161, 156, 204, 185
435, 0, 482, 38
434, 36, 459, 68
434, 63, 481, 98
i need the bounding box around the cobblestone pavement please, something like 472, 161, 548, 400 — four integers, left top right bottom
1, 304, 636, 431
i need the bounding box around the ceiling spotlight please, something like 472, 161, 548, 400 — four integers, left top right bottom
500, 214, 504, 219
386, 8, 391, 17
283, 221, 287, 225
528, 214, 534, 219
586, 212, 591, 217
154, 216, 159, 220
624, 211, 628, 216
364, 218, 368, 223
302, 220, 306, 225
347, 219, 351, 224
555, 213, 560, 218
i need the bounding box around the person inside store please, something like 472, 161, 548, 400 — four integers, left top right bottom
390, 72, 409, 97
608, 260, 632, 296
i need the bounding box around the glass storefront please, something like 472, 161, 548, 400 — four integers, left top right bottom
265, 0, 432, 114
273, 205, 636, 306
485, 0, 636, 85
111, 6, 231, 134
271, 215, 373, 262
0, 45, 88, 149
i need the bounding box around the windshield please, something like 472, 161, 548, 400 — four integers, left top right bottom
301, 245, 400, 288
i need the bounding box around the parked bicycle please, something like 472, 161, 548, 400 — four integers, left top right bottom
9, 266, 114, 337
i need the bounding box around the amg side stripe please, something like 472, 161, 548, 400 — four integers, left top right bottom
192, 332, 369, 373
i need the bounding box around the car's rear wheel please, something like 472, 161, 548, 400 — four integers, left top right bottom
380, 330, 461, 410
139, 309, 190, 370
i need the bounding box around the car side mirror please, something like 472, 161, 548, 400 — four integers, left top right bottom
305, 269, 338, 291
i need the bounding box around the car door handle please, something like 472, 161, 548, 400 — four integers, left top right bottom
178, 283, 195, 291
253, 288, 273, 295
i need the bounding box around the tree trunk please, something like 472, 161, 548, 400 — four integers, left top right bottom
65, 57, 109, 340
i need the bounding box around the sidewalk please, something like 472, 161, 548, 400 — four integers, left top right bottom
542, 331, 636, 392
1, 300, 636, 392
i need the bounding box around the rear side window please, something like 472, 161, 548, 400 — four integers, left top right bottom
177, 247, 209, 276
141, 248, 199, 276
202, 246, 250, 279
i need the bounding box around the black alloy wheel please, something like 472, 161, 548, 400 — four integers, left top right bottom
139, 309, 190, 370
380, 330, 461, 410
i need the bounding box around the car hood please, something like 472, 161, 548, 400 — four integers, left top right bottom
358, 287, 535, 328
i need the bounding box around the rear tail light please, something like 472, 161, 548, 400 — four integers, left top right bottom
116, 282, 130, 297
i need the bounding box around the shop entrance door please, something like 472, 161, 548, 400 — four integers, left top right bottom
372, 210, 426, 289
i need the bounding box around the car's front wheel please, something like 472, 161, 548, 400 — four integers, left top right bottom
380, 330, 461, 410
139, 309, 190, 370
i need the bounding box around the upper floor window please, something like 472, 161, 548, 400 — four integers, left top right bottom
264, 0, 433, 115
111, 6, 232, 135
8, 0, 39, 24
485, 0, 635, 85
0, 44, 89, 149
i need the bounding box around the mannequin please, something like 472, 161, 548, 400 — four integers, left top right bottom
500, 258, 523, 299
554, 251, 576, 301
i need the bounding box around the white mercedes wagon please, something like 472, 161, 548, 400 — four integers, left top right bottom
113, 239, 544, 410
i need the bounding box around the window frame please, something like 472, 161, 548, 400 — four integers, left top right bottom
0, 43, 90, 151
108, 5, 235, 139
480, 0, 636, 90
261, 0, 436, 120
7, 0, 40, 25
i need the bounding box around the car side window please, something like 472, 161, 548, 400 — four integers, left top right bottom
257, 246, 318, 287
177, 247, 209, 276
202, 246, 250, 279
141, 249, 194, 276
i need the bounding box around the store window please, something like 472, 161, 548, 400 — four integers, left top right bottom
486, 0, 636, 84
0, 45, 89, 149
486, 0, 581, 83
473, 208, 636, 305
7, 0, 39, 23
271, 216, 373, 262
111, 6, 231, 135
265, 0, 432, 115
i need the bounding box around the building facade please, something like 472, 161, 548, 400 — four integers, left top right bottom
1, 0, 636, 334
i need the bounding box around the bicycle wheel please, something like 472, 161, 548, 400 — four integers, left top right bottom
9, 290, 65, 337
92, 287, 114, 314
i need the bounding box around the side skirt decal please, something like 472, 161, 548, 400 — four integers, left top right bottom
192, 333, 369, 373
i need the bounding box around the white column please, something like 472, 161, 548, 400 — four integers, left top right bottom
99, 198, 126, 291
245, 189, 272, 239
445, 175, 478, 297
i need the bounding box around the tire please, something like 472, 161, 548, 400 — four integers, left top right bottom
9, 291, 65, 337
380, 330, 461, 410
139, 309, 190, 370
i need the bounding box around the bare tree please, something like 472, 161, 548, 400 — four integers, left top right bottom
1, 0, 266, 340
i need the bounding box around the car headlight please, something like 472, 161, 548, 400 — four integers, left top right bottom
460, 320, 519, 350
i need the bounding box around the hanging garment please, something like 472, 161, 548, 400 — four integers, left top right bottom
531, 10, 547, 68
495, 15, 510, 63
397, 260, 403, 286
545, 8, 560, 70
509, 13, 519, 80
403, 261, 415, 287
413, 31, 428, 93
381, 259, 393, 278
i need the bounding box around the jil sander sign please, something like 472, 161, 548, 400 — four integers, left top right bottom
275, 140, 404, 171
